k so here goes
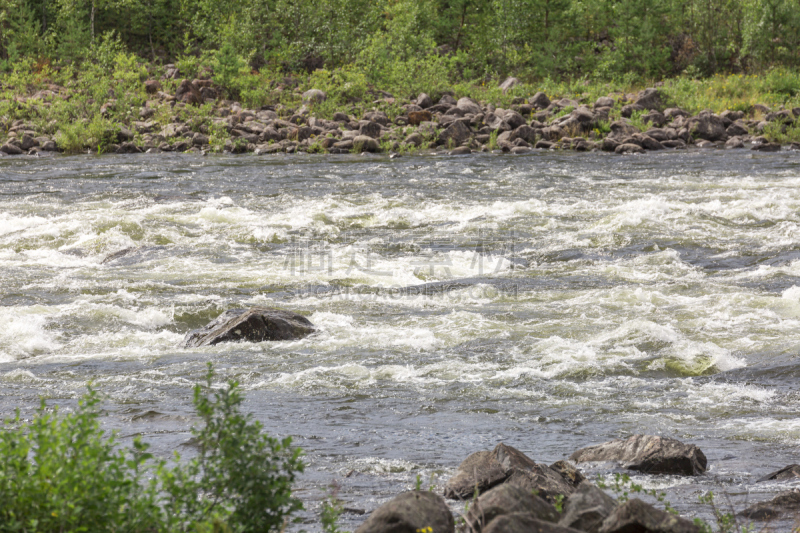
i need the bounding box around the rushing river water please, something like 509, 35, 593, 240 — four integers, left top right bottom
1, 151, 800, 529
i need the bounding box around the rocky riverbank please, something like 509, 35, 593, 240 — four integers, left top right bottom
355, 437, 800, 533
2, 76, 800, 157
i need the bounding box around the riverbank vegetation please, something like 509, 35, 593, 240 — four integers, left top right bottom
1, 0, 800, 155
0, 365, 303, 532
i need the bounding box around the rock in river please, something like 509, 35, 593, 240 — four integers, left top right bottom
739, 489, 800, 520
182, 307, 315, 348
355, 490, 454, 533
569, 435, 707, 476
757, 463, 800, 482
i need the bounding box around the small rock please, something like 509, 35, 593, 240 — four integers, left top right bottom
450, 146, 472, 155
687, 112, 728, 142
757, 464, 800, 482
529, 92, 551, 109
615, 143, 644, 154
739, 489, 800, 520
725, 137, 744, 149
635, 88, 664, 111
599, 499, 699, 533
594, 97, 614, 108
438, 120, 471, 147
752, 142, 780, 152
116, 142, 143, 154
144, 80, 161, 94
416, 93, 433, 109
175, 79, 203, 106
359, 121, 381, 139
559, 481, 617, 533
509, 146, 531, 154
182, 307, 315, 348
499, 77, 521, 94
570, 435, 707, 476
467, 483, 559, 532
353, 135, 380, 153
457, 97, 482, 115
192, 132, 209, 146
302, 89, 326, 104
726, 120, 749, 137
355, 491, 454, 533
0, 143, 24, 155
444, 450, 507, 499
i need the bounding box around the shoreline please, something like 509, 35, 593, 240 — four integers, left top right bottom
2, 79, 800, 158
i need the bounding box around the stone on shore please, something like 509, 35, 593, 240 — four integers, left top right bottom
558, 481, 617, 533
599, 499, 700, 533
530, 92, 551, 109
302, 89, 326, 103
438, 120, 471, 147
175, 79, 203, 105
739, 489, 800, 520
499, 77, 521, 93
467, 483, 559, 532
757, 464, 800, 482
569, 435, 707, 476
353, 135, 380, 152
182, 307, 315, 348
752, 142, 780, 152
355, 491, 454, 533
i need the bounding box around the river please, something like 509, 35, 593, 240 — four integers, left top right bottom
1, 151, 799, 529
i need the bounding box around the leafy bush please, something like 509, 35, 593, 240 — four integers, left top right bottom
0, 364, 304, 532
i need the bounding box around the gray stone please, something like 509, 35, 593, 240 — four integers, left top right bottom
529, 92, 551, 109
549, 461, 586, 488
594, 97, 615, 108
0, 143, 23, 155
752, 142, 780, 152
687, 113, 728, 142
450, 146, 472, 155
443, 450, 507, 500
302, 89, 326, 104
635, 88, 664, 111
182, 307, 315, 348
726, 120, 749, 137
484, 514, 585, 533
758, 464, 800, 482
438, 120, 471, 147
359, 121, 382, 139
116, 142, 142, 154
615, 143, 644, 154
739, 489, 800, 520
416, 93, 433, 109
559, 481, 617, 533
499, 77, 521, 93
404, 133, 424, 147
467, 483, 558, 532
621, 104, 645, 118
599, 499, 700, 533
457, 97, 482, 115
570, 435, 707, 476
725, 137, 744, 149
355, 491, 454, 533
192, 132, 209, 146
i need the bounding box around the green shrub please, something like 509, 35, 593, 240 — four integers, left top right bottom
0, 364, 304, 532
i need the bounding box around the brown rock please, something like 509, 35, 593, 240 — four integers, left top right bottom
757, 464, 800, 482
739, 489, 800, 520
175, 79, 203, 106
182, 307, 315, 348
559, 481, 618, 533
484, 514, 585, 533
408, 110, 432, 126
144, 80, 161, 94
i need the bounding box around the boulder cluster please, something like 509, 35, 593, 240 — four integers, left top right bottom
355, 436, 800, 533
2, 79, 799, 157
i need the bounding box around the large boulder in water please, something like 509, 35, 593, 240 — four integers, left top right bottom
444, 443, 578, 502
569, 435, 707, 476
355, 490, 454, 533
182, 307, 315, 348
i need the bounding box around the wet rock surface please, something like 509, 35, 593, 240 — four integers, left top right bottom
354, 491, 454, 533
598, 499, 700, 533
757, 464, 800, 482
182, 307, 315, 347
466, 483, 559, 532
558, 481, 618, 533
739, 489, 800, 520
569, 435, 707, 476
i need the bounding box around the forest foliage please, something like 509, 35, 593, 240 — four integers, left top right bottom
1, 0, 800, 86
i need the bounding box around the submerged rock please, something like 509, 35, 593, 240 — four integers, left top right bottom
355, 490, 454, 533
739, 489, 800, 520
599, 499, 700, 533
182, 307, 315, 347
569, 435, 707, 476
